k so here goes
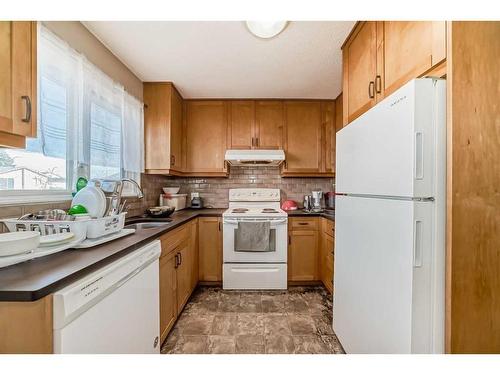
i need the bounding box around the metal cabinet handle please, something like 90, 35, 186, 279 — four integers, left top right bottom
178, 251, 182, 265
288, 235, 291, 245
256, 137, 259, 147
218, 221, 221, 231
368, 81, 375, 99
375, 75, 382, 94
170, 154, 175, 166
174, 253, 179, 268
21, 95, 31, 123
298, 222, 309, 226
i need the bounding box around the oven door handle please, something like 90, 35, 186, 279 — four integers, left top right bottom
223, 218, 287, 225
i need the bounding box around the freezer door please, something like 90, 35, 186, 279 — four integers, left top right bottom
333, 195, 440, 353
336, 79, 445, 198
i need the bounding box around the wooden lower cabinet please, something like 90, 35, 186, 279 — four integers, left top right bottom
198, 217, 223, 282
0, 295, 53, 353
320, 218, 335, 293
288, 218, 319, 282
321, 228, 334, 293
175, 239, 192, 315
159, 250, 177, 344
158, 220, 200, 343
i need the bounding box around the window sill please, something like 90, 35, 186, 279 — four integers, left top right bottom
0, 192, 73, 207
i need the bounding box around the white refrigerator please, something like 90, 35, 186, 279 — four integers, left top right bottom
333, 78, 446, 354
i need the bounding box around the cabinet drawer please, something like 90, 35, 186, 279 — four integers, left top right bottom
321, 218, 334, 236
290, 218, 319, 230
160, 225, 189, 256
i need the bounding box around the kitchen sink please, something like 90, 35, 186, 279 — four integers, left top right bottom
124, 222, 172, 230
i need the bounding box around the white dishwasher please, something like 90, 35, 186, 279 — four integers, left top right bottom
53, 240, 161, 354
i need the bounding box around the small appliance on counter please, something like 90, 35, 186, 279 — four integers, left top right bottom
190, 192, 204, 209
159, 193, 187, 211
311, 190, 324, 212
281, 200, 298, 211
325, 191, 335, 211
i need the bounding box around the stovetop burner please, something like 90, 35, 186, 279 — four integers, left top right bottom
262, 208, 279, 213
231, 208, 249, 213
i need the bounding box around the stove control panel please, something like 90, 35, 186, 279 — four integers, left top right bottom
228, 188, 280, 202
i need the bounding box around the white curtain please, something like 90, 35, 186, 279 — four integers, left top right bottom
36, 24, 144, 191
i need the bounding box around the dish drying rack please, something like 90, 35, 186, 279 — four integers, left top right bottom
1, 212, 129, 268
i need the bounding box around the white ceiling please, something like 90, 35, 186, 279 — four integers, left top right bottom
83, 21, 354, 99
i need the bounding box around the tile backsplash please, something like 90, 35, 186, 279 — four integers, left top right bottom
0, 167, 334, 226
126, 167, 334, 215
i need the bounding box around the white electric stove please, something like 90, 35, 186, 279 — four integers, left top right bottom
222, 188, 288, 290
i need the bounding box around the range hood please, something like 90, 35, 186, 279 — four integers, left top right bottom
224, 149, 285, 166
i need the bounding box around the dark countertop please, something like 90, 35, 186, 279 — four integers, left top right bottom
0, 207, 333, 302
0, 208, 224, 302
286, 209, 335, 221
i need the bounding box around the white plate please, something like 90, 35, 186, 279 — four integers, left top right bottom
0, 231, 40, 257
0, 234, 85, 268
39, 232, 75, 247
71, 186, 107, 218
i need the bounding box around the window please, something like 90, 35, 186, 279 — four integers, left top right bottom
0, 24, 144, 202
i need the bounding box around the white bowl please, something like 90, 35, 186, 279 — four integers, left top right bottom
163, 187, 180, 194
0, 231, 40, 257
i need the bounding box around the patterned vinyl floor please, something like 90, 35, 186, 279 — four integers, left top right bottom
161, 286, 345, 354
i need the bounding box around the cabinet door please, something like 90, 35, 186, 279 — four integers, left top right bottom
170, 86, 183, 170
321, 232, 334, 293
185, 101, 227, 174
255, 101, 283, 149
288, 230, 319, 281
189, 219, 199, 290
228, 101, 254, 149
382, 21, 446, 97
343, 21, 377, 125
198, 217, 222, 282
0, 21, 36, 147
176, 240, 192, 315
322, 101, 335, 174
335, 93, 343, 133
159, 251, 177, 343
144, 83, 183, 173
283, 101, 322, 174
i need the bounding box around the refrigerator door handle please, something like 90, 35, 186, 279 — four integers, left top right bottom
413, 220, 423, 268
415, 131, 424, 180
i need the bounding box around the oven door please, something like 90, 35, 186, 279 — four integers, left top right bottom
223, 217, 287, 263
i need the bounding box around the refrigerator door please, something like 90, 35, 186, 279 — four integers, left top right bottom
336, 79, 445, 198
333, 195, 439, 353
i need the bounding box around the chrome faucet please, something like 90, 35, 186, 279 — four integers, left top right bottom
90, 178, 144, 216
119, 178, 144, 199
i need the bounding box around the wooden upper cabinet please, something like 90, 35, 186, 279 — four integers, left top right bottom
227, 100, 283, 150
228, 100, 254, 149
342, 21, 378, 125
341, 21, 447, 126
381, 21, 447, 97
184, 101, 228, 175
283, 101, 322, 174
255, 101, 283, 149
335, 93, 343, 132
144, 82, 183, 175
0, 21, 37, 148
322, 101, 335, 174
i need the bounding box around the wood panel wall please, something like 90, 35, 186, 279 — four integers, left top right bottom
447, 21, 500, 353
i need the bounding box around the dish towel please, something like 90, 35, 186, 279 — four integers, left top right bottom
235, 222, 271, 252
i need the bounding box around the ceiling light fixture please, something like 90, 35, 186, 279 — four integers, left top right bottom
245, 21, 289, 39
